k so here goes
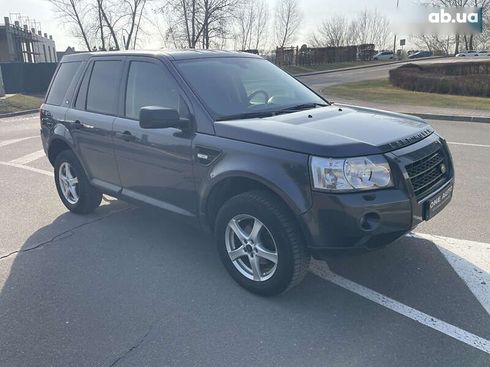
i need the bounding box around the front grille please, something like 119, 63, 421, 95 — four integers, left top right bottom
405, 149, 449, 199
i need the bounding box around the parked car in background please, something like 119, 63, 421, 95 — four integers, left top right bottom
456, 50, 490, 57
408, 51, 433, 59
373, 51, 396, 60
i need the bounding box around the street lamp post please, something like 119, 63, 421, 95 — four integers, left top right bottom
393, 0, 400, 53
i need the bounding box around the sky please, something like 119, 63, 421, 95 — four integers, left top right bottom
0, 0, 406, 51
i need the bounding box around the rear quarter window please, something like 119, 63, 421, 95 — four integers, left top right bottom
46, 61, 82, 106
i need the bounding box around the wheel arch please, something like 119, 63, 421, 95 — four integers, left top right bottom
202, 172, 308, 232
47, 138, 72, 165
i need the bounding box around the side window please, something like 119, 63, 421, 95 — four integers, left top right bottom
46, 61, 81, 106
125, 61, 189, 120
86, 60, 122, 115
75, 63, 93, 110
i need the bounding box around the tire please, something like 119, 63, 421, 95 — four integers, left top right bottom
215, 191, 310, 296
54, 150, 102, 214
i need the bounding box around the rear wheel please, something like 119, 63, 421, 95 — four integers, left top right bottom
215, 191, 310, 296
54, 150, 102, 214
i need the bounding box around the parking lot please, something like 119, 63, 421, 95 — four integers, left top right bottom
0, 113, 489, 366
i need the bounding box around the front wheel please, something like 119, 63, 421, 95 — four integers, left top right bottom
215, 191, 310, 296
54, 150, 102, 214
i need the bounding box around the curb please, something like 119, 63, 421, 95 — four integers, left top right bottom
0, 109, 39, 119
406, 112, 490, 124
293, 56, 447, 77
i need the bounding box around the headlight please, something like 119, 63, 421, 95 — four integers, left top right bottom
310, 155, 393, 192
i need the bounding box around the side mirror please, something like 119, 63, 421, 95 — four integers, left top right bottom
139, 106, 181, 129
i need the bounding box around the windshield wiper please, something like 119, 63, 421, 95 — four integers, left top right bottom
279, 102, 329, 112
215, 111, 277, 121
215, 103, 329, 121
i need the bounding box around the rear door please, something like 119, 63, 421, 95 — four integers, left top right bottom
112, 57, 197, 216
66, 57, 123, 193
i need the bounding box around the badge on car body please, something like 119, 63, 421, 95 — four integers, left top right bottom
440, 163, 447, 174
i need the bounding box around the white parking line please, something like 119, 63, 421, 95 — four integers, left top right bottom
448, 141, 490, 148
412, 232, 490, 315
0, 136, 38, 148
310, 259, 490, 354
9, 149, 46, 165
0, 161, 53, 177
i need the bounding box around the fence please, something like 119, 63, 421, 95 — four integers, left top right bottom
0, 62, 57, 94
275, 44, 375, 66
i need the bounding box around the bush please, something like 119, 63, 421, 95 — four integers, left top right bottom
389, 62, 490, 97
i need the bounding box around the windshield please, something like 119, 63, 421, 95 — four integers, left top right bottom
175, 57, 327, 120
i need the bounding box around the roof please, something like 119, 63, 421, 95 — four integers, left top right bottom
61, 49, 262, 63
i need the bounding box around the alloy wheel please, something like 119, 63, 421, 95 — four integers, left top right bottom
225, 214, 279, 281
58, 162, 79, 205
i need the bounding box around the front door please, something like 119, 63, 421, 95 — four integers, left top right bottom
112, 58, 196, 216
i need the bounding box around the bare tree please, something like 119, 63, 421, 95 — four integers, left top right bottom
96, 0, 120, 49
474, 11, 490, 49
252, 0, 269, 50
351, 9, 391, 50
94, 0, 150, 50
235, 0, 269, 50
161, 0, 238, 49
48, 0, 93, 50
310, 10, 389, 50
122, 0, 149, 49
314, 15, 355, 47
413, 34, 454, 54
274, 0, 302, 48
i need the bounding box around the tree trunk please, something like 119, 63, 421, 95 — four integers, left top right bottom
70, 0, 91, 51
98, 0, 120, 50
98, 5, 105, 50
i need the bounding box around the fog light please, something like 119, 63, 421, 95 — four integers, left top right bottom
360, 212, 380, 231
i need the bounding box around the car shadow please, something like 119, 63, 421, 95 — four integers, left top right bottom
0, 200, 489, 367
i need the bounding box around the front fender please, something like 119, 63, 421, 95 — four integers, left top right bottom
194, 135, 312, 221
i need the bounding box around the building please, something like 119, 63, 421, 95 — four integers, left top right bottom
0, 15, 57, 63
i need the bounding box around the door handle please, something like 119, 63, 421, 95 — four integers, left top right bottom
74, 120, 94, 129
117, 131, 136, 142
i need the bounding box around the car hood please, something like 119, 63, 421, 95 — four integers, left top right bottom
213, 104, 434, 157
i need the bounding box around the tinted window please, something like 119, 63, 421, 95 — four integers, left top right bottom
75, 63, 93, 110
46, 61, 81, 106
86, 60, 122, 115
176, 58, 324, 119
125, 61, 189, 120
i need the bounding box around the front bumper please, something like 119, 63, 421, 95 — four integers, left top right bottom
299, 134, 454, 250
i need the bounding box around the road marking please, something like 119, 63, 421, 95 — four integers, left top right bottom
411, 232, 490, 315
0, 161, 53, 177
310, 259, 490, 354
0, 136, 38, 148
9, 149, 46, 165
448, 142, 490, 148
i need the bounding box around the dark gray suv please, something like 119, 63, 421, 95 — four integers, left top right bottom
41, 50, 454, 295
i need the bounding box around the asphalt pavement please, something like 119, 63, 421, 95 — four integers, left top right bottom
0, 114, 489, 366
297, 56, 490, 91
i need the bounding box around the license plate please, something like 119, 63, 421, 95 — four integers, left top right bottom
424, 184, 453, 220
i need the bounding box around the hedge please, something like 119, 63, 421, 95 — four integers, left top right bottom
389, 62, 490, 97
